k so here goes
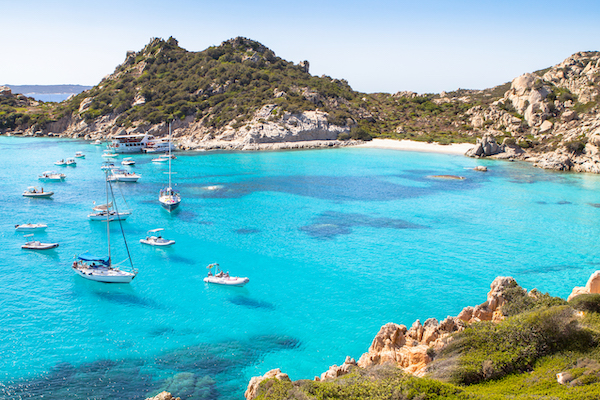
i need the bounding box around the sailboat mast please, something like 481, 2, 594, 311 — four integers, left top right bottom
168, 122, 172, 189
105, 169, 111, 264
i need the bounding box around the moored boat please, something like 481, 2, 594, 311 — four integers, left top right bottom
54, 159, 66, 166
73, 169, 137, 283
108, 133, 154, 153
88, 210, 131, 221
102, 149, 118, 158
203, 263, 249, 287
139, 228, 175, 246
66, 158, 76, 166
39, 171, 66, 181
75, 151, 85, 158
158, 123, 181, 212
21, 234, 59, 250
121, 157, 135, 165
107, 169, 141, 182
23, 187, 53, 198
15, 223, 48, 231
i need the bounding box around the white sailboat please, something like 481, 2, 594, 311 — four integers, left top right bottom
73, 169, 137, 283
159, 122, 181, 212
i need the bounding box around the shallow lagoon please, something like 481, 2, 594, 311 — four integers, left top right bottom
1, 137, 599, 399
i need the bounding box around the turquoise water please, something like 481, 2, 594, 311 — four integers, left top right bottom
1, 136, 600, 399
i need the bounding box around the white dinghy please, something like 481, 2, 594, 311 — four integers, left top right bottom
21, 234, 59, 250
140, 228, 175, 246
203, 263, 249, 287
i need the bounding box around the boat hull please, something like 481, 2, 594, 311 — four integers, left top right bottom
73, 266, 136, 283
160, 200, 180, 212
140, 238, 175, 246
23, 192, 54, 198
15, 224, 47, 231
203, 276, 249, 287
88, 212, 131, 221
22, 242, 59, 250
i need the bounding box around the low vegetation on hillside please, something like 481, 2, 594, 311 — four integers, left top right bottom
0, 36, 512, 143
251, 288, 600, 400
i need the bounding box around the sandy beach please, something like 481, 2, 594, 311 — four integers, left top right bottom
357, 138, 475, 155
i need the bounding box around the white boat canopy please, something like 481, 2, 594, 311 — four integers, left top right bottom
147, 228, 164, 234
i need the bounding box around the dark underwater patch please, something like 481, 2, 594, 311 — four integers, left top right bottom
235, 228, 260, 235
228, 295, 275, 310
193, 173, 478, 202
0, 334, 299, 400
557, 200, 572, 205
520, 264, 582, 274
92, 291, 160, 309
588, 203, 600, 208
300, 210, 426, 239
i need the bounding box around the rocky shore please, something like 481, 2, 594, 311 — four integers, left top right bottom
243, 271, 600, 400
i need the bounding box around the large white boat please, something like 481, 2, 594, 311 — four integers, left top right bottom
107, 169, 141, 182
203, 263, 249, 287
159, 123, 181, 212
73, 169, 138, 283
108, 133, 155, 153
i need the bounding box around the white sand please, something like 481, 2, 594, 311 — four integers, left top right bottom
356, 139, 475, 155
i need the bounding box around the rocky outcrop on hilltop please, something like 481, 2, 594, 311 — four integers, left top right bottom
568, 270, 600, 301
465, 52, 600, 173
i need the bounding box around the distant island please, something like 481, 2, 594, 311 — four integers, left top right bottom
5, 84, 92, 102
1, 36, 600, 173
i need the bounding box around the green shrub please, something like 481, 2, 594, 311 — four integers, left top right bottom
429, 306, 598, 385
570, 294, 600, 314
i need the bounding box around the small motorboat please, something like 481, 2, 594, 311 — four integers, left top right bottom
23, 187, 53, 198
21, 234, 58, 250
54, 159, 66, 166
39, 171, 66, 181
152, 154, 170, 163
140, 228, 175, 246
15, 223, 48, 231
92, 139, 103, 145
100, 162, 116, 170
107, 169, 141, 182
66, 158, 76, 166
102, 150, 118, 158
121, 157, 135, 166
75, 151, 85, 158
203, 263, 249, 287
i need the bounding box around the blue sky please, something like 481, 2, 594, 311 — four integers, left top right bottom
1, 0, 599, 93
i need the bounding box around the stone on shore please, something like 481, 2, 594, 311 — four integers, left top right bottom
245, 368, 290, 400
568, 270, 600, 301
145, 392, 181, 400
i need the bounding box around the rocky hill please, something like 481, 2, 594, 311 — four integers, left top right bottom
1, 38, 600, 171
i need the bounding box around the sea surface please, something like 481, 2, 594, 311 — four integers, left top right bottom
1, 136, 600, 399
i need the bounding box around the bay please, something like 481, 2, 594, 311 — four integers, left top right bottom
1, 136, 599, 399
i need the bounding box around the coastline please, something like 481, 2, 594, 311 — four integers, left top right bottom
357, 138, 475, 155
